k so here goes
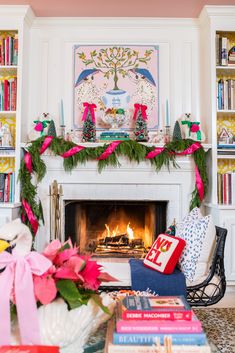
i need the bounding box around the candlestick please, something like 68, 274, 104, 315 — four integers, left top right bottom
166, 99, 170, 127
60, 99, 65, 127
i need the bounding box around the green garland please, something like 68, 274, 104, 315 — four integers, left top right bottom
19, 137, 208, 235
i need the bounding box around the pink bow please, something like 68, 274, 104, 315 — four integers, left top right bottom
0, 251, 52, 345
82, 102, 97, 123
133, 103, 148, 120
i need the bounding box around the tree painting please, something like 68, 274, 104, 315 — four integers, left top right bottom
78, 47, 153, 91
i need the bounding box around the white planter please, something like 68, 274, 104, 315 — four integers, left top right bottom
11, 293, 116, 353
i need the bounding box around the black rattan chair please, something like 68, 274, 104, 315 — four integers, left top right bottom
187, 226, 227, 307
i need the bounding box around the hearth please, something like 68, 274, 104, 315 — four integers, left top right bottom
64, 200, 167, 257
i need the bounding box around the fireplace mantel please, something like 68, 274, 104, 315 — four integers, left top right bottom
35, 152, 201, 251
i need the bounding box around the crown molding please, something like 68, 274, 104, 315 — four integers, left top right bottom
202, 5, 235, 18
0, 5, 35, 27
32, 17, 199, 30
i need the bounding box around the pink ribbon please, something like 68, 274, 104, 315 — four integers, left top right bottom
82, 102, 97, 123
146, 147, 165, 159
195, 165, 204, 201
97, 141, 122, 160
133, 103, 148, 120
175, 142, 201, 156
40, 135, 53, 155
61, 145, 85, 158
24, 152, 32, 173
22, 199, 39, 235
145, 142, 204, 200
0, 251, 51, 345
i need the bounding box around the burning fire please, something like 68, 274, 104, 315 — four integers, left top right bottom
103, 222, 134, 239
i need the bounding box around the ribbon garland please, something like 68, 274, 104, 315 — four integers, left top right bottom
22, 137, 206, 235
0, 251, 51, 345
82, 102, 97, 123
22, 199, 39, 235
23, 136, 55, 233
61, 145, 85, 158
146, 141, 204, 201
97, 141, 122, 160
133, 103, 148, 120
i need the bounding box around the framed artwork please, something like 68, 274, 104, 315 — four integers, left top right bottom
73, 45, 159, 131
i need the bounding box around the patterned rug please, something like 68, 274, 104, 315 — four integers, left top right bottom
194, 308, 235, 353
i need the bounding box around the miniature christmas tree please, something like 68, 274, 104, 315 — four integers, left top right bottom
82, 109, 96, 142
47, 120, 57, 137
133, 107, 149, 142
173, 121, 182, 140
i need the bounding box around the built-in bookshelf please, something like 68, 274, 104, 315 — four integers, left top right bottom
216, 31, 235, 206
0, 30, 18, 205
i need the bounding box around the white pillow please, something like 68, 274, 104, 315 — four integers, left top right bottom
176, 208, 216, 282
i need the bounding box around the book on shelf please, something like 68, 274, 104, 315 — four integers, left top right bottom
217, 78, 235, 110
118, 296, 192, 321
0, 32, 18, 66
0, 76, 17, 111
216, 33, 235, 67
217, 172, 235, 205
113, 331, 207, 346
0, 172, 15, 203
116, 309, 202, 334
105, 318, 211, 353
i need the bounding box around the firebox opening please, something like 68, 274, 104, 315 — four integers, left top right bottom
64, 200, 167, 257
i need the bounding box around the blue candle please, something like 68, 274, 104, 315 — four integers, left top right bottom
60, 99, 65, 126
166, 99, 170, 126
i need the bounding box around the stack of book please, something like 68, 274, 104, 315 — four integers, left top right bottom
105, 295, 211, 353
100, 131, 130, 141
217, 172, 235, 205
228, 46, 235, 66
217, 78, 235, 110
0, 33, 18, 66
0, 172, 15, 203
0, 76, 17, 111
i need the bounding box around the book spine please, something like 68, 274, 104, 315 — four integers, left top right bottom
216, 34, 220, 66
221, 37, 228, 66
232, 173, 235, 205
0, 173, 5, 202
112, 333, 207, 346
122, 310, 192, 321
116, 322, 202, 334
107, 344, 211, 353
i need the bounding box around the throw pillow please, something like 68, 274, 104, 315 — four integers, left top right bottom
176, 208, 216, 282
143, 233, 186, 274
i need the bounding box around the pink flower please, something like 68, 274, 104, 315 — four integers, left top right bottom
34, 274, 57, 305
55, 256, 85, 282
34, 122, 44, 132
191, 124, 200, 133
43, 239, 62, 261
80, 258, 102, 290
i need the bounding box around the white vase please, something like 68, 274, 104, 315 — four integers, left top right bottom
11, 293, 116, 353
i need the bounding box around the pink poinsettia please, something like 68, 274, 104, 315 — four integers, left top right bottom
33, 239, 118, 307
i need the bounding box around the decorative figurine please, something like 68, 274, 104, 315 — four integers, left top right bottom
179, 113, 205, 141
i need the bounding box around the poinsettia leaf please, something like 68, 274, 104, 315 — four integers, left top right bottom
56, 279, 81, 301
58, 243, 71, 252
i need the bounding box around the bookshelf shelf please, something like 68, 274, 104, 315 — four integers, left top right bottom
217, 110, 235, 114
0, 202, 21, 208
0, 65, 17, 75
217, 155, 235, 159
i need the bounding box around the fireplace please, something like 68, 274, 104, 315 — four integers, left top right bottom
64, 200, 167, 257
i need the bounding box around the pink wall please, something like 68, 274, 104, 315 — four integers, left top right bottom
0, 0, 234, 17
